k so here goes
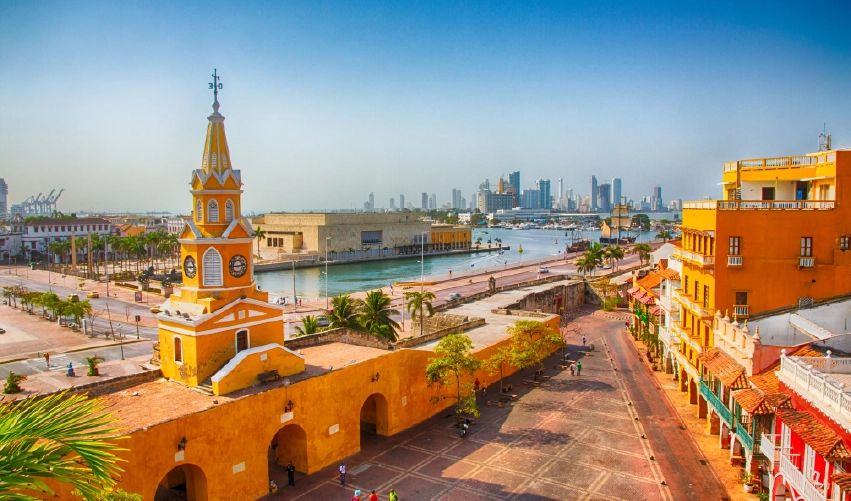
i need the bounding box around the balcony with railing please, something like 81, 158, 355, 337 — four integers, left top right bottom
700, 378, 733, 426
734, 305, 749, 318
780, 451, 827, 501
761, 433, 780, 464
671, 247, 715, 268
727, 255, 742, 267
799, 257, 815, 268
735, 423, 757, 454
683, 200, 835, 211
779, 355, 851, 431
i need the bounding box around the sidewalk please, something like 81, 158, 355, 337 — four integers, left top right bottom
0, 354, 152, 401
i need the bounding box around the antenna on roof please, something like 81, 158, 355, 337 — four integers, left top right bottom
819, 123, 832, 152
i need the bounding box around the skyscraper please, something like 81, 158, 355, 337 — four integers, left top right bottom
368, 192, 375, 212
521, 189, 540, 209
557, 178, 564, 205
421, 192, 428, 210
535, 179, 551, 209
400, 194, 405, 210
612, 178, 622, 208
598, 183, 612, 212
429, 194, 437, 210
653, 185, 663, 210
452, 189, 463, 209
0, 179, 7, 218
590, 176, 598, 210
389, 198, 395, 210
509, 171, 520, 193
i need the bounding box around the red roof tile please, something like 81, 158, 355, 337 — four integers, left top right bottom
639, 295, 655, 305
627, 287, 640, 295
698, 348, 748, 389
777, 409, 851, 460
832, 473, 851, 493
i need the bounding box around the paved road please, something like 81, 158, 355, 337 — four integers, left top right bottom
0, 341, 152, 378
601, 315, 729, 500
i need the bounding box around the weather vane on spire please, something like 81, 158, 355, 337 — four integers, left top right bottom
209, 69, 223, 102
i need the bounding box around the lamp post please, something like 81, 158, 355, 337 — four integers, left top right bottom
420, 232, 426, 294
325, 236, 331, 310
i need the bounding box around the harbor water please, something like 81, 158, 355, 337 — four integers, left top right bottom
255, 226, 659, 301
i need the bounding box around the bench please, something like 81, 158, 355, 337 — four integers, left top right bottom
523, 379, 542, 387
541, 375, 551, 381
535, 368, 546, 376
258, 370, 281, 384
502, 383, 513, 392
554, 364, 569, 370
487, 400, 505, 407
500, 393, 518, 401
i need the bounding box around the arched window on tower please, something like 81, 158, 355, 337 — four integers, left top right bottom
195, 199, 202, 223
174, 337, 183, 363
202, 248, 223, 286
208, 199, 219, 223
225, 199, 234, 222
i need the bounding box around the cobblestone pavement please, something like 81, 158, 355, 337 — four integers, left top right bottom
264, 312, 725, 500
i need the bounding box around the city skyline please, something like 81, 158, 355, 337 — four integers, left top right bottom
2, 2, 850, 214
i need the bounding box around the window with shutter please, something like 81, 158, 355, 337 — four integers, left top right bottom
202, 248, 223, 286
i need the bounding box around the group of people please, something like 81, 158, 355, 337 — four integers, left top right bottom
340, 464, 399, 500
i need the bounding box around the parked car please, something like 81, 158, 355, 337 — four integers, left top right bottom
86, 291, 100, 298
447, 292, 463, 300
316, 316, 331, 327
538, 266, 550, 273
150, 307, 162, 314
0, 328, 6, 334
67, 294, 80, 303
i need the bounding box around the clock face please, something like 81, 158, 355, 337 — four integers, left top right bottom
183, 256, 197, 278
229, 254, 248, 278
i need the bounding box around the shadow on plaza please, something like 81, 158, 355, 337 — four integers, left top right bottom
261, 345, 600, 501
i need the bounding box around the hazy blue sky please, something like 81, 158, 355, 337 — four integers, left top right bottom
2, 1, 850, 214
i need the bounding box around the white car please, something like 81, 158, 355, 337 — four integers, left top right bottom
447, 292, 463, 300
538, 266, 550, 273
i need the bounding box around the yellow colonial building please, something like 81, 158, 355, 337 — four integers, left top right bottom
156, 87, 304, 392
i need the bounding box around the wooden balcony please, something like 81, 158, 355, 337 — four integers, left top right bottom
733, 305, 749, 318
799, 257, 815, 269
727, 255, 742, 267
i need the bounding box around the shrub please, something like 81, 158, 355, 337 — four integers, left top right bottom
601, 297, 620, 311
4, 371, 26, 393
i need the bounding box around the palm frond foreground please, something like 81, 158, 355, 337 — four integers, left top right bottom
0, 391, 127, 501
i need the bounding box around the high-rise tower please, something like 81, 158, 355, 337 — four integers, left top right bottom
612, 178, 622, 207
590, 175, 598, 210
157, 71, 303, 394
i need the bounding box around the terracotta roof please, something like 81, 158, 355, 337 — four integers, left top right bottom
789, 344, 829, 358
639, 295, 655, 305
777, 409, 851, 460
748, 369, 781, 395
732, 389, 771, 415
627, 287, 639, 295
648, 306, 662, 315
832, 473, 851, 492
699, 348, 748, 389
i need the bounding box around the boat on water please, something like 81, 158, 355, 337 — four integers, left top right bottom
518, 245, 524, 253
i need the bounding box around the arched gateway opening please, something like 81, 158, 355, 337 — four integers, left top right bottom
360, 393, 389, 436
155, 464, 208, 501
269, 423, 308, 473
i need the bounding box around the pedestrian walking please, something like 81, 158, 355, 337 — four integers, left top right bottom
449, 270, 452, 277
390, 285, 394, 295
44, 352, 50, 368
352, 490, 362, 501
369, 490, 378, 501
474, 378, 480, 392
482, 383, 487, 396
340, 463, 346, 486
582, 335, 586, 346
576, 361, 582, 376
269, 479, 278, 493
389, 489, 399, 501
286, 461, 295, 486
569, 363, 575, 376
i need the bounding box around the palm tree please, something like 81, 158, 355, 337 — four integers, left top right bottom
323, 294, 362, 330
655, 230, 673, 243
0, 390, 126, 500
574, 256, 596, 277
74, 236, 88, 268
294, 315, 320, 337
357, 290, 401, 340
632, 243, 653, 266
90, 233, 105, 276
604, 245, 625, 270
17, 244, 29, 262
254, 227, 266, 259
404, 290, 436, 337
474, 237, 482, 249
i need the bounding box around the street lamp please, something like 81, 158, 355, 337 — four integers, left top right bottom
325, 236, 331, 310
420, 232, 426, 294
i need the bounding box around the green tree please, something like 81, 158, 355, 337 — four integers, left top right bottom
655, 230, 672, 243
4, 371, 26, 394
0, 390, 126, 500
425, 333, 483, 417
404, 290, 436, 337
85, 355, 105, 376
631, 213, 651, 231
484, 346, 514, 393
357, 290, 400, 340
604, 245, 625, 270
294, 315, 320, 337
323, 294, 362, 330
632, 243, 653, 266
64, 300, 93, 326
254, 227, 267, 259
508, 320, 563, 371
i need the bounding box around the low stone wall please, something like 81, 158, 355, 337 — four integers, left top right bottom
489, 309, 553, 318
67, 369, 163, 398
284, 328, 392, 351
410, 312, 475, 336
395, 318, 487, 349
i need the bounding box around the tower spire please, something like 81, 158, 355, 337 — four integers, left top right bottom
209, 69, 223, 114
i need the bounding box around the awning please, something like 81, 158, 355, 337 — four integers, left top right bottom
800, 176, 835, 181
698, 348, 748, 389
633, 291, 646, 300
777, 409, 851, 460
648, 306, 662, 315
832, 473, 851, 493
627, 287, 640, 295
639, 295, 655, 305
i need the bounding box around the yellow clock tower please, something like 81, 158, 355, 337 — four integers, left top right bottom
157, 71, 304, 394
